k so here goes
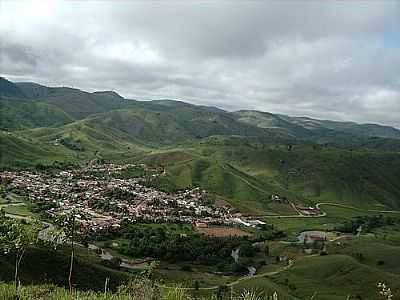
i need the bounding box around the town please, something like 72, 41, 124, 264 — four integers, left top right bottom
0, 164, 239, 232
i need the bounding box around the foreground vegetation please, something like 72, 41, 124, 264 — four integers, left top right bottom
0, 280, 395, 300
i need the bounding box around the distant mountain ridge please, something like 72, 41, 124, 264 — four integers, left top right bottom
1, 76, 400, 147
235, 110, 400, 139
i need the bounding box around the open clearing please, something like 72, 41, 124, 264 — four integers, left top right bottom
196, 225, 251, 237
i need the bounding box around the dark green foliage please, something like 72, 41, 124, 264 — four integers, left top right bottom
59, 137, 85, 151
335, 215, 400, 234
114, 222, 257, 265
0, 247, 129, 291
102, 257, 122, 269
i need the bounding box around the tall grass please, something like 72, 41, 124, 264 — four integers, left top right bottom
0, 281, 393, 300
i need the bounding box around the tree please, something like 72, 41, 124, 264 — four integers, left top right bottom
0, 216, 41, 290
56, 211, 84, 293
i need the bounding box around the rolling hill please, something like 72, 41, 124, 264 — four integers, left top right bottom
1, 77, 400, 213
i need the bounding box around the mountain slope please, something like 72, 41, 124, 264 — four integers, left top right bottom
1, 82, 138, 129
0, 131, 78, 167
0, 77, 26, 98
235, 110, 400, 140
137, 142, 400, 212
2, 78, 400, 147
0, 98, 74, 130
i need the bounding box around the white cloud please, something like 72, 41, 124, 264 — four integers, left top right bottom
0, 1, 399, 127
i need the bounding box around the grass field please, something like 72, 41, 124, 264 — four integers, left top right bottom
232, 277, 296, 300
263, 204, 400, 240
272, 254, 400, 300
328, 229, 400, 275
155, 266, 234, 288
0, 192, 24, 204
3, 204, 33, 216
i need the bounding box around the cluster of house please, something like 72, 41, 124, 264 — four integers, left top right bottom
0, 164, 234, 232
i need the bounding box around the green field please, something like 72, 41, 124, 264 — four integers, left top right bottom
272, 254, 400, 300
0, 192, 23, 204
3, 204, 33, 216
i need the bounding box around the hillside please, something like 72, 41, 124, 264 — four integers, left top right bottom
0, 77, 26, 98
1, 77, 400, 213
137, 144, 400, 213
0, 131, 80, 168
235, 110, 400, 140
1, 79, 138, 129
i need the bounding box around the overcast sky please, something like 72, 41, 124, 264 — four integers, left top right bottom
1, 1, 399, 127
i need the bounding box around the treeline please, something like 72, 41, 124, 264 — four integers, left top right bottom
110, 222, 258, 266
335, 215, 400, 234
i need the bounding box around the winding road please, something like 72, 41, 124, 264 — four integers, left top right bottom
255, 202, 400, 219
156, 259, 295, 291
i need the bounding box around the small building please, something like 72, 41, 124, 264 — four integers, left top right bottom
195, 222, 208, 228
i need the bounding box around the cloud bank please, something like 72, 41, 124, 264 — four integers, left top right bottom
1, 1, 399, 127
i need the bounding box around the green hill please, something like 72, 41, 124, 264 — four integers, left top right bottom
0, 131, 79, 168
0, 77, 26, 98
0, 97, 74, 130
235, 110, 400, 140
274, 254, 400, 300
137, 143, 400, 212
1, 78, 399, 149
1, 77, 400, 212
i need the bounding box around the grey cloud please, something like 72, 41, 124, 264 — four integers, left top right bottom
0, 1, 399, 127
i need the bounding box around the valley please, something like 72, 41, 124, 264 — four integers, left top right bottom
1, 77, 400, 299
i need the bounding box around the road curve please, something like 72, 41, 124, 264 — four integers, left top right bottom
156, 259, 295, 291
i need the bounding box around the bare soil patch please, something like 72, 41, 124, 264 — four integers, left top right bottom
197, 226, 251, 237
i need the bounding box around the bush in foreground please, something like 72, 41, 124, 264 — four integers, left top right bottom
0, 280, 395, 300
